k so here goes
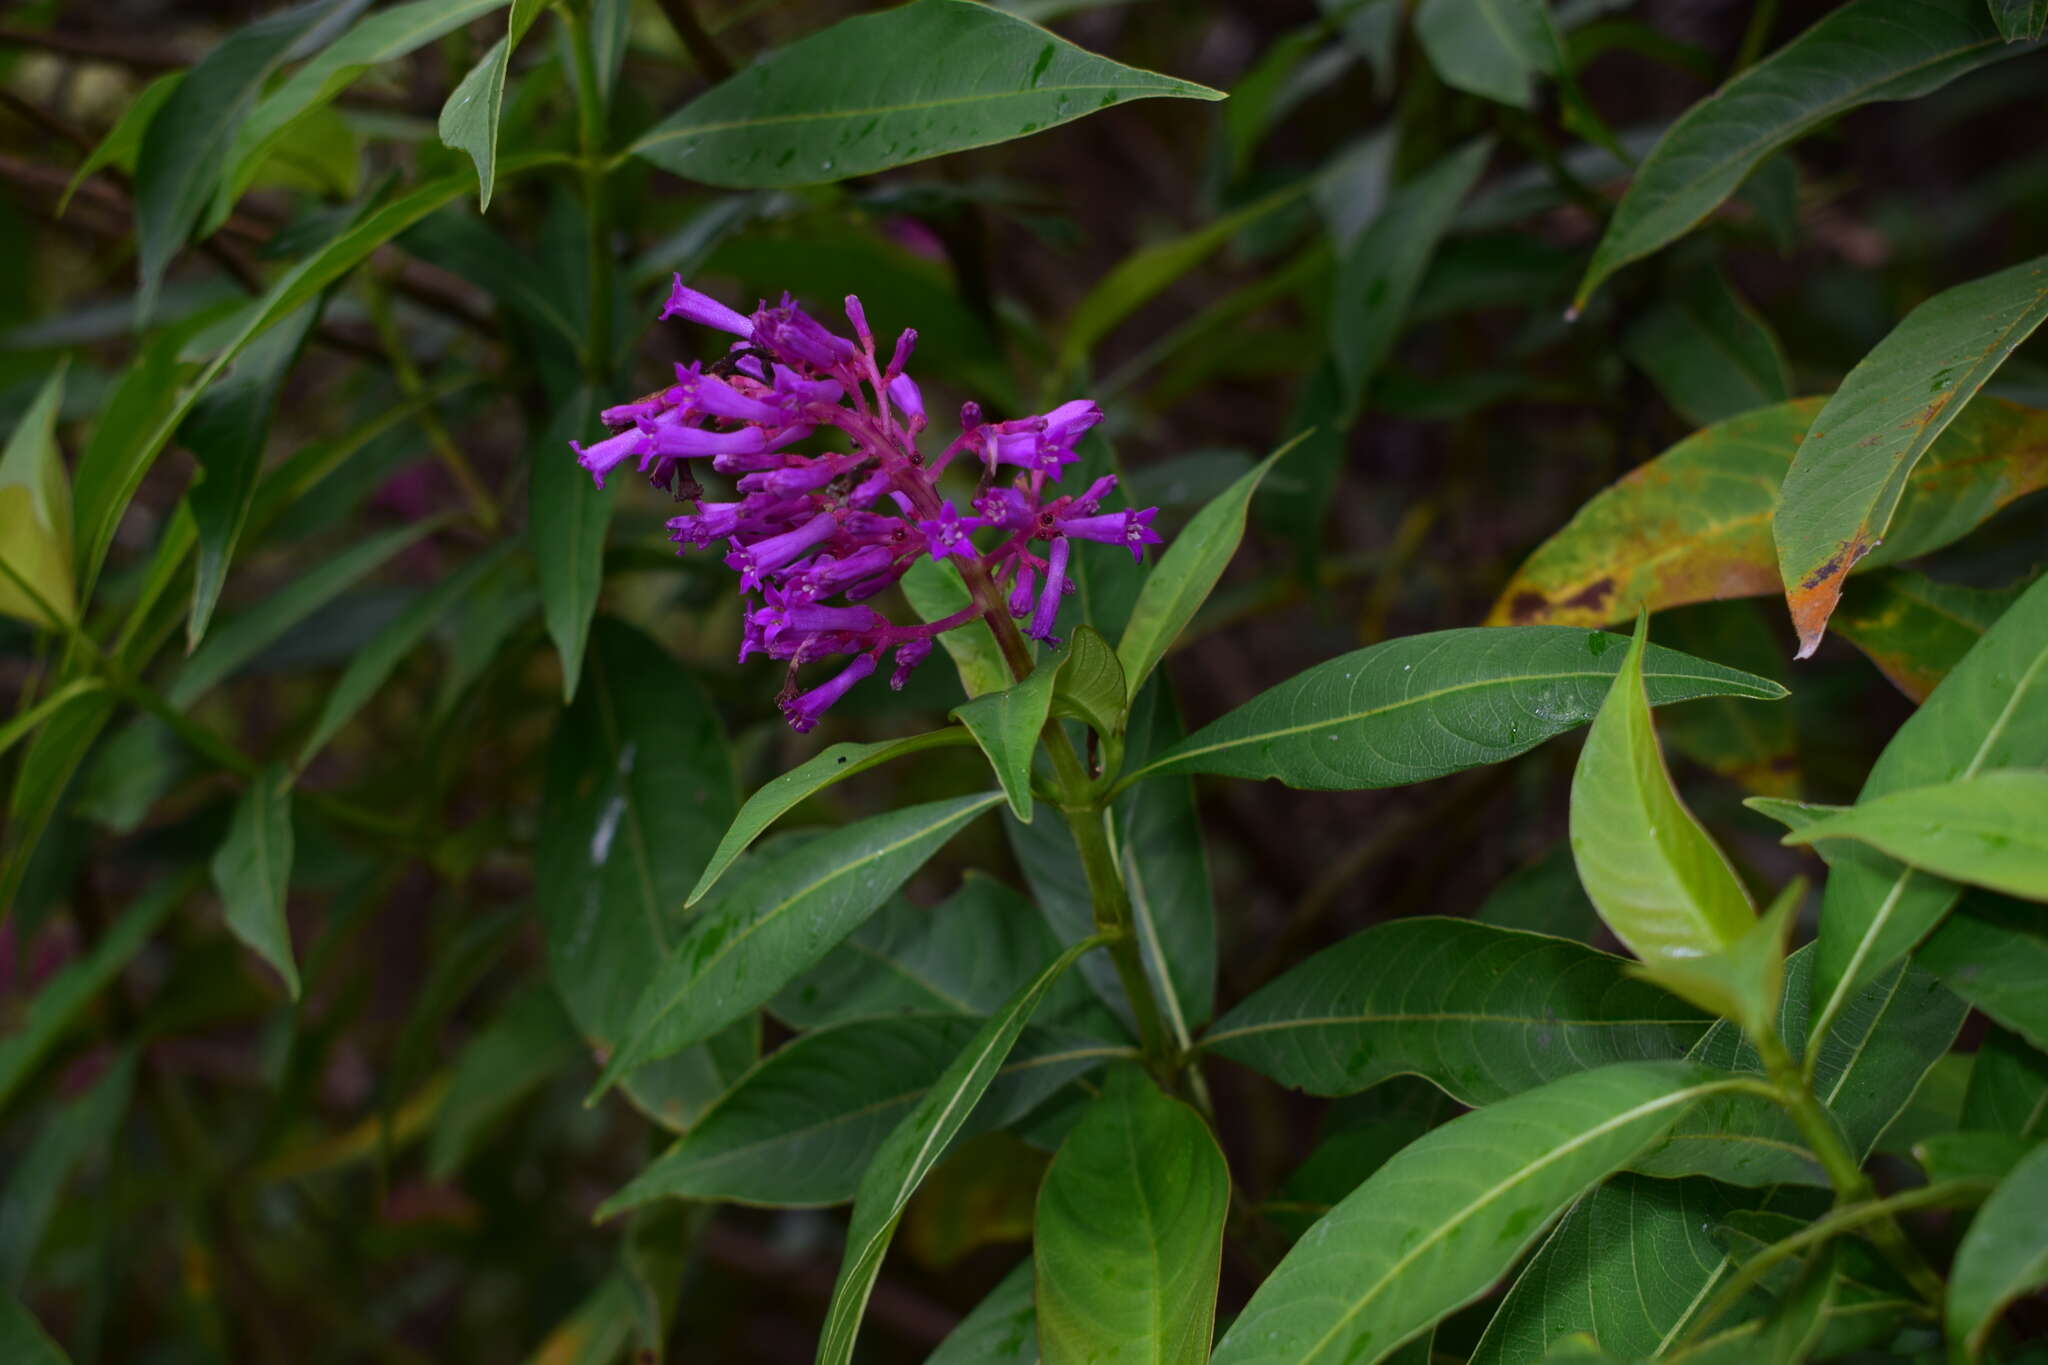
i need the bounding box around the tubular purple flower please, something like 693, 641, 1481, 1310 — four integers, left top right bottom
1054, 506, 1162, 561
889, 638, 932, 690
1008, 564, 1037, 618
660, 275, 754, 336
918, 502, 984, 560
751, 597, 887, 651
671, 365, 791, 425
888, 373, 924, 426
572, 428, 647, 487
736, 457, 846, 497
753, 297, 857, 371
843, 295, 872, 348
885, 329, 917, 379
724, 511, 837, 592
790, 545, 899, 599
780, 652, 878, 733
1028, 536, 1072, 641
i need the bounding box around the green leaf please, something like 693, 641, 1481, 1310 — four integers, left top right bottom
816, 935, 1097, 1365
929, 1261, 1037, 1364
210, 765, 298, 998
1573, 0, 2028, 308
1491, 397, 2048, 628
1654, 601, 1800, 797
1622, 264, 1792, 426
686, 729, 975, 908
437, 0, 550, 210
590, 792, 1004, 1100
0, 366, 75, 630
1919, 892, 2048, 1052
0, 1051, 135, 1290
183, 305, 319, 647
1035, 1067, 1229, 1364
1202, 917, 1709, 1105
1477, 843, 1603, 940
1962, 1026, 2048, 1137
1052, 624, 1128, 739
58, 71, 182, 213
1469, 1174, 1780, 1365
1785, 770, 2048, 901
1570, 616, 1756, 963
1331, 139, 1493, 417
1415, 0, 1555, 108
952, 656, 1063, 821
536, 618, 735, 1054
1058, 185, 1303, 384
0, 680, 105, 765
532, 391, 614, 701
166, 518, 440, 709
0, 689, 117, 920
1209, 1061, 1729, 1365
902, 556, 1014, 699
1992, 0, 2048, 39
596, 1016, 1117, 1213
220, 0, 510, 222
1128, 626, 1784, 791
296, 544, 513, 768
1948, 1140, 2048, 1360
1810, 571, 2048, 1044
1776, 252, 2048, 655
771, 874, 1112, 1034
426, 985, 581, 1179
1630, 881, 1799, 1040
0, 1295, 71, 1365
1832, 570, 2026, 703
1635, 946, 1965, 1186
629, 0, 1222, 189
1914, 1130, 2032, 1186
1117, 439, 1296, 696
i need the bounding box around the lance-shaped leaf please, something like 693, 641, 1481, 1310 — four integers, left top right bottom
0, 367, 74, 630
532, 391, 613, 702
1034, 1067, 1229, 1365
686, 729, 975, 908
1414, 0, 1555, 107
1127, 626, 1783, 791
184, 304, 319, 647
1919, 892, 2048, 1052
1994, 0, 2048, 40
1621, 264, 1792, 426
1574, 0, 2027, 309
1052, 624, 1127, 739
211, 765, 298, 998
1489, 398, 2048, 630
437, 0, 548, 210
1201, 918, 1709, 1106
1117, 438, 1296, 696
817, 936, 1098, 1365
133, 0, 344, 320
902, 557, 1013, 699
1785, 770, 2048, 901
0, 1292, 72, 1364
591, 792, 1004, 1100
1948, 1141, 2048, 1360
952, 655, 1063, 821
1570, 616, 1755, 962
1330, 139, 1494, 417
1810, 571, 2048, 1045
0, 1051, 136, 1291
1775, 252, 2048, 656
630, 0, 1221, 189
599, 1016, 1117, 1214
0, 688, 116, 916
219, 0, 509, 222
1209, 1061, 1729, 1365
1962, 1026, 2048, 1138
929, 1261, 1037, 1365
1631, 882, 1799, 1043
1833, 570, 2026, 702
535, 618, 735, 1069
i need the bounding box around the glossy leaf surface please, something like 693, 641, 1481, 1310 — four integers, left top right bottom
1919, 892, 2048, 1052
210, 765, 298, 998
952, 657, 1063, 821
436, 0, 548, 210
1786, 769, 2048, 901
1947, 1140, 2048, 1359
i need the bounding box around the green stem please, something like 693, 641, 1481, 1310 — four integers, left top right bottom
953, 556, 1178, 1079
1752, 1029, 1948, 1307
564, 7, 615, 389
363, 278, 498, 531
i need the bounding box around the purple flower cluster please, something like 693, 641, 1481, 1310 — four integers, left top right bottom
572, 277, 1163, 732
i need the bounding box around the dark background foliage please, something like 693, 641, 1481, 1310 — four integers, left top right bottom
2, 0, 2045, 1359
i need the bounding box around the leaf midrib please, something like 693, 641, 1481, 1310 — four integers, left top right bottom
635, 84, 1188, 149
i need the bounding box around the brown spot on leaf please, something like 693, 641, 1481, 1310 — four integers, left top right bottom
1560, 577, 1616, 614
1788, 531, 1877, 658
1507, 590, 1551, 623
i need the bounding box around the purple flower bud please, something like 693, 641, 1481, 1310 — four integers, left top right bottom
790, 545, 899, 599
888, 373, 924, 426
660, 276, 754, 336
1074, 475, 1118, 513
780, 652, 878, 733
1008, 564, 1037, 618
752, 297, 858, 371
844, 294, 872, 347
773, 369, 844, 408
1028, 536, 1072, 642
917, 501, 984, 560
886, 329, 917, 379
601, 393, 671, 429
736, 457, 844, 497
889, 637, 932, 690
750, 596, 887, 651
671, 364, 790, 425
572, 427, 648, 488
848, 467, 895, 508
1054, 506, 1162, 562
724, 511, 837, 592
